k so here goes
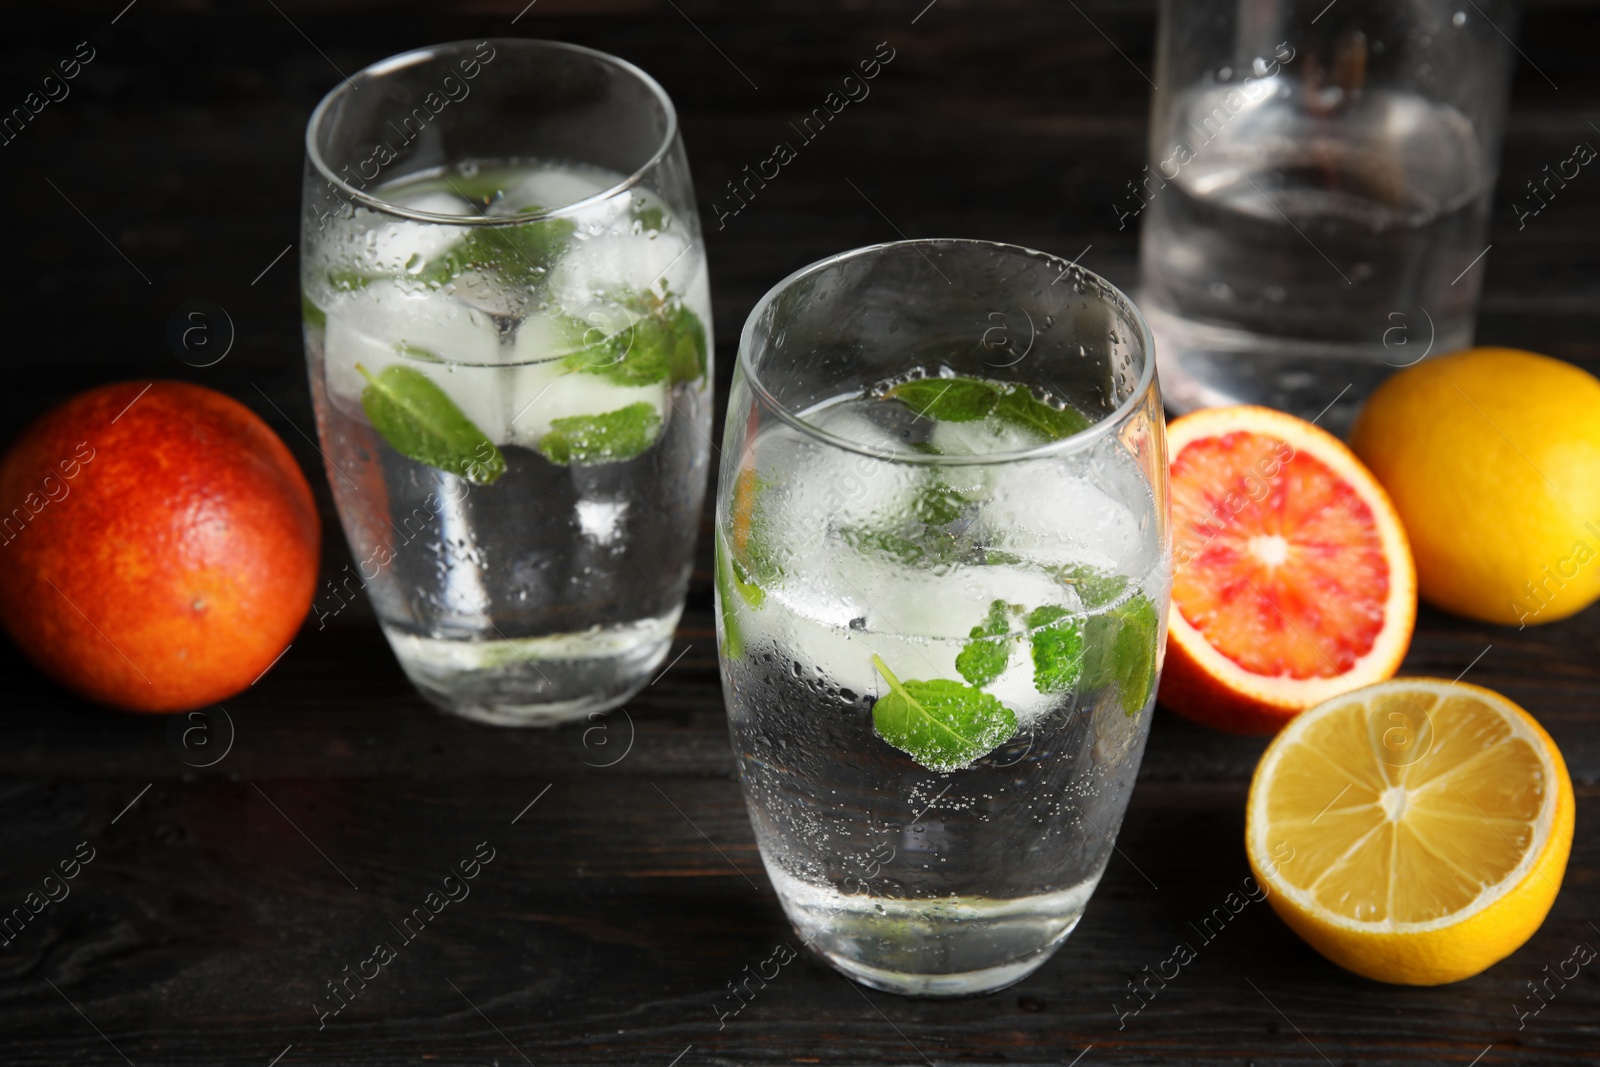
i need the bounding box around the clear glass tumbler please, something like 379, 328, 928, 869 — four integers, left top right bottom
1138, 0, 1515, 431
716, 240, 1171, 995
301, 40, 712, 726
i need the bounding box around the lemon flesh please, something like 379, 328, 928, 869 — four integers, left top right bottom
1247, 679, 1573, 984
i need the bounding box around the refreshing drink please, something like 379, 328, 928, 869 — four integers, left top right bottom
302, 42, 712, 725
1139, 0, 1515, 432
716, 241, 1171, 996
304, 160, 710, 723
1141, 87, 1484, 426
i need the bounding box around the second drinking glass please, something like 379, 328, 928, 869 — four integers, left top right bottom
716, 240, 1171, 995
302, 40, 712, 725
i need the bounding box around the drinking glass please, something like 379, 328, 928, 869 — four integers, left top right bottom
301, 40, 712, 726
1138, 0, 1515, 432
716, 240, 1171, 995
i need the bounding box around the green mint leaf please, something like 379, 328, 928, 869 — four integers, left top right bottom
1055, 562, 1131, 608
447, 173, 515, 206
473, 215, 575, 285
565, 301, 707, 387
536, 402, 661, 466
1084, 592, 1161, 716
884, 376, 1092, 442
914, 477, 967, 525
419, 211, 575, 287
357, 364, 506, 484
301, 292, 327, 329
991, 385, 1093, 441
632, 203, 667, 232
955, 600, 1019, 687
870, 654, 1018, 772
303, 269, 378, 326
1028, 604, 1084, 694
838, 525, 966, 568
328, 269, 377, 292
714, 529, 748, 659
886, 377, 1001, 421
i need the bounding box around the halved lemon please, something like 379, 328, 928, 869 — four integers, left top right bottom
1161, 405, 1416, 733
1246, 679, 1574, 985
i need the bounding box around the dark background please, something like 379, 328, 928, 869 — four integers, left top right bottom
0, 2, 1596, 1064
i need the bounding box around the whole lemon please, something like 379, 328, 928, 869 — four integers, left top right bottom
1351, 348, 1600, 625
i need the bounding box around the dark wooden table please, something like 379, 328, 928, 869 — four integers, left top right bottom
1, 2, 1596, 1063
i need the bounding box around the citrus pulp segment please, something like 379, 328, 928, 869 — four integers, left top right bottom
1246, 679, 1574, 985
1159, 405, 1415, 733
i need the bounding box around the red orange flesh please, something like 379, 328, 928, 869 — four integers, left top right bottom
1159, 406, 1416, 734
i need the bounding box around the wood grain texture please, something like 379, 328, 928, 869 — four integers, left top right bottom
0, 2, 1596, 1063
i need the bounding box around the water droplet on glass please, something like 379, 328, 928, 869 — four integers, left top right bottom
1452, 10, 1466, 26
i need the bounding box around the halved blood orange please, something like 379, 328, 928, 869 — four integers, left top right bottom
1160, 406, 1416, 733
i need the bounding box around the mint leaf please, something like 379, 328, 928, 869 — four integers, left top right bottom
870, 655, 1017, 772
446, 173, 515, 206
632, 203, 667, 233
914, 478, 967, 525
1028, 604, 1084, 694
714, 529, 749, 659
420, 211, 575, 287
887, 378, 1001, 421
884, 375, 1092, 442
303, 269, 379, 326
536, 402, 661, 465
566, 301, 707, 387
955, 600, 1019, 687
328, 269, 377, 292
992, 386, 1092, 441
1055, 562, 1131, 608
1083, 592, 1161, 716
473, 215, 575, 285
302, 292, 327, 329
839, 525, 965, 568
357, 364, 506, 484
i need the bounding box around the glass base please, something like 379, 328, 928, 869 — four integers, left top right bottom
812, 924, 1078, 997
383, 612, 678, 727
768, 865, 1094, 997
1146, 303, 1471, 437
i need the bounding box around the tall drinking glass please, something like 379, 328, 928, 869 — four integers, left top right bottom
716, 240, 1171, 995
1138, 0, 1515, 431
302, 40, 712, 726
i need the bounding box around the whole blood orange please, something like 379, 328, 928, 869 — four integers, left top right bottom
0, 382, 320, 712
1159, 406, 1416, 733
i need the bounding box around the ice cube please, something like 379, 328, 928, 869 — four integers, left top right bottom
322, 279, 509, 442
838, 556, 1072, 641
929, 416, 1045, 457
503, 317, 668, 449
365, 199, 471, 276
495, 166, 614, 215
974, 452, 1149, 573
681, 254, 713, 323
389, 189, 477, 216
547, 230, 692, 310
750, 421, 923, 570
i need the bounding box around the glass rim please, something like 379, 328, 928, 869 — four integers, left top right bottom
304, 38, 679, 227
736, 238, 1160, 467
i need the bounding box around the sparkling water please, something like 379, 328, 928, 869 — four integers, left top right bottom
718, 386, 1167, 994
304, 160, 712, 724
1140, 85, 1488, 431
